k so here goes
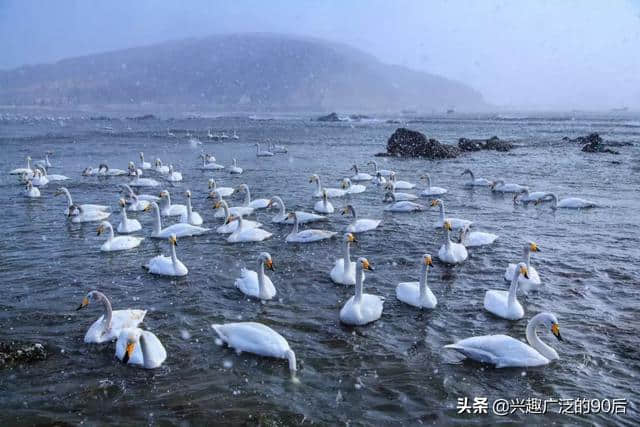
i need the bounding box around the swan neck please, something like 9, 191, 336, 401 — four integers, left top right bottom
350, 206, 358, 220
121, 206, 128, 221
139, 333, 152, 367
243, 187, 251, 206
439, 203, 445, 222
508, 269, 521, 308
343, 241, 351, 274
63, 188, 72, 206
445, 228, 452, 249
354, 264, 364, 303
107, 222, 115, 240
275, 197, 285, 217
99, 293, 113, 332
152, 204, 162, 234
425, 175, 431, 188
526, 316, 557, 361
222, 203, 230, 222
257, 259, 266, 298
522, 247, 531, 269
187, 197, 193, 217
290, 215, 299, 235
170, 242, 178, 266
419, 263, 429, 301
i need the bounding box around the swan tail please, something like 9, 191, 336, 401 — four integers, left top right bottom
285, 349, 297, 372
211, 324, 227, 342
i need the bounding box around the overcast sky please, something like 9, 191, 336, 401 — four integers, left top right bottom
1, 0, 639, 110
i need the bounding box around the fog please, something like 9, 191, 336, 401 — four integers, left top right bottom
1, 0, 639, 110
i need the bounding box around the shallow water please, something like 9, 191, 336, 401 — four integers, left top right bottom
0, 111, 639, 425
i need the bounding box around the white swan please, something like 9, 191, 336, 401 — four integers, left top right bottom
212, 322, 297, 373
143, 234, 188, 276
286, 212, 336, 243
513, 189, 553, 205
330, 233, 362, 285
430, 199, 473, 230
229, 159, 243, 174
214, 200, 261, 233
313, 190, 334, 214
340, 258, 383, 325
341, 204, 380, 233
444, 312, 562, 368
309, 174, 347, 198
459, 224, 498, 247
9, 156, 34, 177
84, 164, 127, 176
535, 192, 598, 209
116, 328, 166, 369
68, 204, 111, 223
158, 190, 187, 217
269, 196, 326, 224
269, 142, 288, 153
461, 169, 492, 187
226, 215, 273, 243
420, 174, 448, 196
396, 254, 436, 309
235, 252, 276, 300
236, 184, 270, 209
154, 159, 170, 174
76, 290, 146, 344
232, 130, 240, 140
116, 199, 142, 233
31, 169, 49, 187
35, 165, 68, 182
383, 182, 418, 201
199, 154, 225, 170
128, 168, 160, 187
490, 179, 529, 194
372, 172, 387, 186
438, 221, 468, 264
35, 152, 52, 169
211, 194, 254, 218
24, 180, 40, 198
207, 178, 234, 198
350, 164, 372, 181
341, 178, 366, 194
388, 172, 415, 189
383, 192, 425, 212
368, 160, 394, 177
166, 164, 182, 182
139, 152, 151, 170
504, 242, 541, 291
484, 262, 528, 320
145, 202, 209, 238
179, 190, 203, 226
256, 143, 274, 157
97, 221, 144, 251
120, 185, 152, 211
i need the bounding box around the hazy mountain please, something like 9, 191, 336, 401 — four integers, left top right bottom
0, 33, 485, 112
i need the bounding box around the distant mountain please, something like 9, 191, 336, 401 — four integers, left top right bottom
0, 33, 485, 112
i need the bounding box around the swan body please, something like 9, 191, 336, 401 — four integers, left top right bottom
445, 312, 562, 368
340, 258, 383, 325
166, 165, 182, 182
504, 242, 541, 292
431, 199, 473, 230
56, 187, 107, 215
200, 154, 225, 170
341, 178, 366, 194
460, 225, 498, 247
179, 190, 203, 226
40, 167, 69, 182
269, 142, 288, 153
310, 174, 347, 198
229, 159, 243, 174
383, 192, 424, 212
144, 234, 188, 276
313, 190, 334, 214
97, 221, 143, 251
68, 204, 111, 223
286, 212, 336, 243
514, 189, 553, 204
139, 152, 151, 169
341, 204, 380, 233
372, 172, 387, 186
368, 160, 394, 177
485, 262, 528, 320
491, 179, 529, 194
212, 322, 297, 372
269, 196, 326, 224
537, 192, 598, 209
350, 164, 372, 181
420, 174, 448, 196
77, 291, 146, 344
461, 169, 492, 187
9, 156, 34, 176
154, 159, 170, 174
438, 221, 468, 264
159, 190, 187, 217
256, 143, 274, 157
208, 179, 234, 197
226, 215, 272, 243
128, 169, 160, 187
389, 172, 415, 189
116, 200, 141, 233
24, 181, 40, 198
235, 252, 276, 300
330, 233, 362, 285
115, 328, 166, 369
215, 200, 262, 233
384, 189, 418, 201
236, 184, 271, 209
146, 202, 209, 238
31, 169, 49, 187
396, 254, 436, 309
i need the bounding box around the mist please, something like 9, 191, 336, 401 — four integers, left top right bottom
1, 0, 639, 110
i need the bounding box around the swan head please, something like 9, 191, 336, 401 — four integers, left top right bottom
443, 220, 452, 231
528, 242, 540, 252
98, 163, 109, 172
259, 252, 274, 270
76, 290, 103, 311
321, 190, 329, 200
358, 257, 373, 271
225, 214, 238, 225
26, 156, 32, 161
533, 312, 563, 342
169, 234, 178, 246
286, 212, 297, 221
82, 167, 93, 176
68, 204, 82, 217
422, 254, 433, 266
516, 262, 530, 279
208, 178, 215, 189
143, 202, 158, 213
341, 178, 351, 189
155, 159, 162, 166
489, 179, 504, 190
118, 198, 126, 208
209, 191, 221, 201
343, 232, 357, 244
54, 187, 66, 197
185, 190, 192, 198
159, 190, 169, 198
121, 329, 143, 364
96, 222, 108, 236
169, 164, 174, 173
340, 205, 354, 216
430, 199, 442, 207
139, 152, 144, 159
461, 169, 471, 176
309, 174, 319, 183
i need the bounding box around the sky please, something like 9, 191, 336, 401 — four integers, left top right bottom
1, 0, 639, 110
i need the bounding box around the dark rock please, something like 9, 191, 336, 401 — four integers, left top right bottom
386, 119, 401, 124
458, 136, 513, 152
386, 128, 459, 159
564, 133, 620, 154
126, 114, 156, 121
349, 114, 370, 121
0, 341, 48, 368
316, 112, 341, 122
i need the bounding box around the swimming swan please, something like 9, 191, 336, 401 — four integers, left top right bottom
117, 199, 142, 233
383, 192, 424, 212
286, 212, 336, 243
490, 179, 529, 194
179, 190, 203, 226
158, 190, 187, 217
269, 196, 326, 224
459, 224, 498, 247
143, 234, 188, 276
388, 172, 415, 189
116, 327, 166, 369
330, 233, 362, 285
341, 204, 380, 233
229, 159, 243, 174
128, 169, 160, 187
166, 164, 183, 182
98, 221, 143, 251
368, 160, 394, 177
535, 192, 598, 209
208, 178, 234, 198
504, 242, 541, 291
313, 190, 334, 214
214, 200, 261, 233
236, 184, 270, 209
145, 202, 209, 238
24, 181, 40, 198
438, 221, 468, 264
420, 174, 448, 196
309, 174, 347, 198
341, 178, 366, 194
461, 169, 492, 187
485, 262, 528, 320
55, 187, 109, 215
139, 152, 151, 170
430, 199, 473, 230
226, 215, 273, 243
350, 164, 372, 181
68, 204, 111, 223
396, 254, 436, 309
235, 252, 276, 300
256, 143, 274, 157
383, 182, 418, 201
340, 258, 383, 325
9, 156, 34, 177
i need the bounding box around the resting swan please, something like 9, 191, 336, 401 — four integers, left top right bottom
76, 290, 146, 344
341, 204, 380, 233
117, 199, 142, 233
128, 169, 160, 187
396, 254, 436, 309
286, 212, 337, 243
314, 190, 334, 214
154, 159, 170, 174
535, 192, 598, 209
420, 174, 447, 196
97, 221, 143, 251
166, 164, 182, 182
139, 152, 151, 170
484, 262, 528, 320
229, 159, 243, 174
388, 172, 415, 189
491, 179, 529, 194
34, 165, 68, 182
179, 190, 203, 226
504, 242, 541, 291
461, 169, 492, 187
459, 224, 498, 247
309, 174, 346, 198
350, 164, 372, 181
214, 200, 261, 233
430, 199, 472, 230
445, 312, 562, 368
368, 160, 394, 177
143, 234, 188, 276
236, 184, 270, 209
55, 187, 109, 215
235, 252, 276, 300
383, 192, 424, 212
226, 215, 273, 243
199, 154, 225, 170
24, 181, 40, 198
145, 201, 209, 238
341, 178, 366, 194
330, 233, 362, 285
116, 328, 166, 369
513, 189, 553, 205
256, 143, 274, 157
159, 190, 187, 217
269, 196, 326, 224
211, 194, 253, 218
9, 156, 34, 177
208, 178, 234, 197
340, 258, 383, 325
383, 182, 418, 201
68, 204, 111, 223
438, 221, 468, 264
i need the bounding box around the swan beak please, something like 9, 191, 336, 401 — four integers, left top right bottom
530, 243, 540, 252
425, 257, 433, 266
362, 259, 373, 271
520, 265, 529, 279
225, 215, 237, 225
430, 199, 439, 207
266, 259, 274, 271
444, 221, 452, 231
266, 200, 273, 208
551, 323, 563, 341
97, 226, 104, 236
214, 201, 222, 209
122, 342, 135, 364
143, 205, 151, 212
170, 236, 177, 246
76, 297, 89, 311
340, 208, 346, 215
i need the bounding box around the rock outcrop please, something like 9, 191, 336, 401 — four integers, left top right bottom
0, 341, 48, 368
385, 128, 459, 159
563, 133, 619, 154
458, 136, 513, 152
316, 112, 341, 122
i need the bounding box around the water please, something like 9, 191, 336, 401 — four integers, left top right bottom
1, 111, 638, 425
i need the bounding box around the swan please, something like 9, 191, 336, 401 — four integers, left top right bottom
341, 204, 380, 233
121, 183, 159, 203
220, 132, 229, 140
116, 328, 166, 369
34, 152, 52, 169
340, 258, 383, 325
229, 159, 243, 174
430, 199, 473, 230
513, 189, 553, 205
535, 192, 598, 209
350, 164, 372, 181
444, 312, 562, 368
97, 221, 144, 251
383, 182, 418, 201
388, 172, 415, 189
330, 233, 362, 285
368, 160, 394, 177
166, 165, 182, 182
232, 130, 239, 140
256, 143, 274, 157
396, 254, 436, 309
143, 234, 188, 276
207, 178, 234, 198
199, 154, 225, 170
31, 169, 49, 187
420, 174, 448, 196
269, 142, 288, 153
461, 169, 492, 187
207, 129, 215, 139
158, 190, 187, 217
35, 165, 68, 182
309, 174, 347, 198
154, 159, 170, 174
341, 178, 366, 194
68, 204, 111, 223
459, 224, 498, 247
226, 215, 273, 243
145, 202, 209, 238
215, 200, 261, 233
269, 196, 326, 224
383, 192, 425, 212
212, 322, 297, 373
236, 184, 270, 209
139, 152, 151, 169
438, 221, 468, 264
76, 290, 146, 344
504, 242, 541, 291
179, 190, 203, 226
235, 252, 276, 300
116, 199, 142, 233
93, 164, 128, 176
211, 194, 254, 218
286, 212, 337, 243
9, 156, 33, 176
128, 169, 160, 187
55, 187, 109, 215
24, 180, 40, 197
372, 172, 387, 186
490, 179, 529, 194
313, 190, 334, 214
485, 262, 528, 320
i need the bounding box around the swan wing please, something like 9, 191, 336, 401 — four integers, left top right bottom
213, 322, 289, 358
446, 335, 549, 367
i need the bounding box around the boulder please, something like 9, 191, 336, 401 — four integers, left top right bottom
316, 112, 341, 122
0, 341, 48, 368
458, 136, 513, 152
386, 128, 459, 159
563, 133, 619, 154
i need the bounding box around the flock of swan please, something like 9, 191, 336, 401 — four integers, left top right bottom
9, 147, 602, 374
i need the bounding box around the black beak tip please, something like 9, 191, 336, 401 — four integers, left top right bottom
122, 353, 130, 364
556, 332, 563, 342
76, 304, 84, 311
